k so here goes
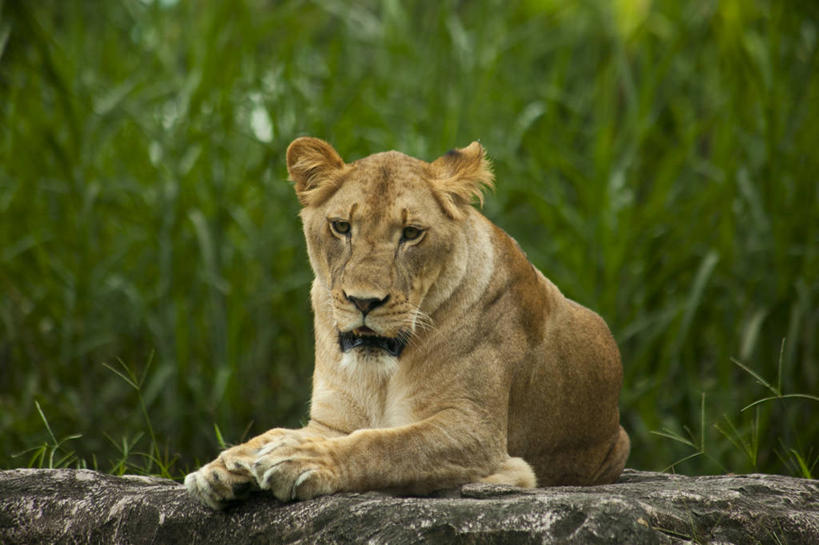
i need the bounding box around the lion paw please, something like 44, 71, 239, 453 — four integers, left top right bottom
184, 458, 258, 510
252, 441, 340, 501
218, 443, 261, 474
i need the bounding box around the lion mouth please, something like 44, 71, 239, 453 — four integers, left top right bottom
338, 329, 407, 357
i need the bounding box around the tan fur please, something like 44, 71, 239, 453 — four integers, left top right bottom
185, 137, 630, 509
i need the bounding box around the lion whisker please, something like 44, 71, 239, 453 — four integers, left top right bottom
409, 307, 435, 332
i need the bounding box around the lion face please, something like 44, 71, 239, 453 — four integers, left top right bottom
286, 138, 493, 360
307, 156, 448, 353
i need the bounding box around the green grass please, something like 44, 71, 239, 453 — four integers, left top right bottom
1, 0, 817, 479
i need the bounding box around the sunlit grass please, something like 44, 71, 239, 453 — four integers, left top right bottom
1, 0, 817, 478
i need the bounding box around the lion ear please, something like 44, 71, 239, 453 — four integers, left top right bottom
429, 142, 494, 219
286, 137, 346, 206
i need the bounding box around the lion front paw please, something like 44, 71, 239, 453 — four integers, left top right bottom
252, 440, 341, 501
184, 457, 258, 510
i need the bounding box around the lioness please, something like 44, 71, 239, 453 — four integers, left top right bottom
185, 137, 630, 509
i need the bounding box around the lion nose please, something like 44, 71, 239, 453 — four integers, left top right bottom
345, 293, 389, 315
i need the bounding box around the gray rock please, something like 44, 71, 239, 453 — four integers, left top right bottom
0, 468, 816, 544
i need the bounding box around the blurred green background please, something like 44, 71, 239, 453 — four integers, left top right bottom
1, 0, 817, 478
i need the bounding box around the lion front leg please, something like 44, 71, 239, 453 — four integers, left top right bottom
185, 426, 332, 509
252, 410, 506, 502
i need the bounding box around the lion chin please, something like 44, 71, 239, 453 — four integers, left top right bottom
336, 328, 407, 378
184, 136, 630, 510
339, 349, 399, 380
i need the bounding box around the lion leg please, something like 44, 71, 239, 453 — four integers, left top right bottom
478, 456, 537, 488
591, 425, 630, 484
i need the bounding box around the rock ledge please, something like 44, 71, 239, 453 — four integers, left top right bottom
0, 468, 817, 544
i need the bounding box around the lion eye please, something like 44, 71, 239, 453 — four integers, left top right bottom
401, 226, 423, 241
331, 220, 351, 235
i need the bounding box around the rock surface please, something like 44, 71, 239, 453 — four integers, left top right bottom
0, 468, 817, 544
